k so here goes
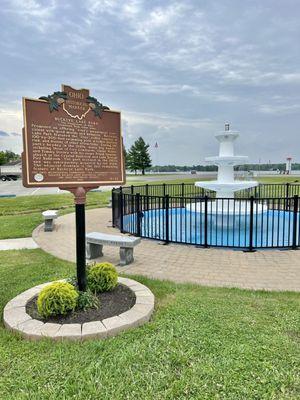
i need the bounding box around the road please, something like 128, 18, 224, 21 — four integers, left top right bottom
0, 174, 202, 197
0, 180, 106, 197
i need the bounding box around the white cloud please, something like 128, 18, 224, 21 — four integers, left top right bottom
5, 0, 56, 18
3, 0, 58, 32
123, 109, 213, 129
259, 103, 300, 115
280, 73, 300, 84
0, 106, 22, 133
1, 0, 300, 162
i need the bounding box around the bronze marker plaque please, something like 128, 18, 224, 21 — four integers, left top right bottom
22, 85, 125, 187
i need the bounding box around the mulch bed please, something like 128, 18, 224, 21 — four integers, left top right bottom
26, 284, 136, 324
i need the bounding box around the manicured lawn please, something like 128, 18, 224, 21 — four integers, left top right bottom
0, 191, 110, 239
0, 213, 43, 240
256, 176, 300, 184
0, 191, 110, 216
0, 249, 299, 399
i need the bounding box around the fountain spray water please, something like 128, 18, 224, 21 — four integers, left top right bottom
187, 124, 267, 216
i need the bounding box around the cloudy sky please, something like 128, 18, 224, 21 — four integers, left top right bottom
0, 0, 299, 165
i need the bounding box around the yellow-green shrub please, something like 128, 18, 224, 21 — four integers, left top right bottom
87, 262, 118, 293
37, 281, 78, 318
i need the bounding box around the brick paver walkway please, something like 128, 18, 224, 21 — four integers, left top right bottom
33, 208, 300, 292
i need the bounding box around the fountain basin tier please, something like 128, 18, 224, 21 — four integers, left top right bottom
186, 199, 268, 215
195, 180, 258, 194
205, 155, 248, 166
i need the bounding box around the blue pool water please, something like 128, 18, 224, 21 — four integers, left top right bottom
123, 207, 299, 248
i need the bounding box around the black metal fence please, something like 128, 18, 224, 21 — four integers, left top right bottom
112, 183, 300, 250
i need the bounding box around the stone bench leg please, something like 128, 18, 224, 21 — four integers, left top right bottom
119, 247, 134, 266
44, 219, 54, 232
86, 243, 103, 259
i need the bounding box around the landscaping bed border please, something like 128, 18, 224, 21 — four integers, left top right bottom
3, 277, 154, 341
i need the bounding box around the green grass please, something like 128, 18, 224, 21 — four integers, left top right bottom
256, 176, 300, 184
0, 213, 43, 239
0, 191, 110, 216
0, 249, 299, 399
0, 191, 110, 239
0, 176, 299, 398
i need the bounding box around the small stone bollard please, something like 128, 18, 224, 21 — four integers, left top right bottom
42, 210, 58, 232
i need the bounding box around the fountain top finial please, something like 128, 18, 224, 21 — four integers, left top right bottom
225, 123, 230, 131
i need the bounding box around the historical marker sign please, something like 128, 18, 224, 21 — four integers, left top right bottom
22, 85, 125, 291
22, 85, 125, 188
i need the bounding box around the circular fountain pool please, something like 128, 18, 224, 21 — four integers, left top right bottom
123, 206, 295, 248
112, 182, 300, 250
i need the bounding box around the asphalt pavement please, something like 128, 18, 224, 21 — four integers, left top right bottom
0, 174, 199, 197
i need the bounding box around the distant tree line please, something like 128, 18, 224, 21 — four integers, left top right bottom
0, 150, 20, 166
148, 163, 300, 173
124, 137, 299, 174
235, 163, 299, 171
150, 165, 218, 172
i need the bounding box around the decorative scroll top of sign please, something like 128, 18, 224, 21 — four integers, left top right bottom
39, 85, 110, 120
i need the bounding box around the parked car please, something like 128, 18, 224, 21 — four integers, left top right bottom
0, 174, 19, 181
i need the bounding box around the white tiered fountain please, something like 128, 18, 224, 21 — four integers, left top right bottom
186, 124, 267, 216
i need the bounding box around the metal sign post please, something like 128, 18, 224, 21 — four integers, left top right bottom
76, 202, 86, 291
62, 186, 96, 291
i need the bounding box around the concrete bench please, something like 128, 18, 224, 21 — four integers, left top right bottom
42, 210, 58, 232
86, 232, 141, 266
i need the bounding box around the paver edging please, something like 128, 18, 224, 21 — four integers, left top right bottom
3, 277, 154, 341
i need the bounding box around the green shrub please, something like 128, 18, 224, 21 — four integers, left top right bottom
77, 290, 100, 311
37, 281, 79, 318
66, 275, 77, 287
87, 262, 118, 293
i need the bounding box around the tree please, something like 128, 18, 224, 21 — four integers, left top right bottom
0, 152, 6, 165
127, 137, 152, 175
123, 147, 129, 169
0, 150, 20, 165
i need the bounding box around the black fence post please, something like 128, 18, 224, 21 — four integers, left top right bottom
145, 184, 149, 211
165, 194, 170, 244
131, 185, 134, 195
285, 183, 290, 211
248, 196, 255, 252
163, 183, 166, 197
292, 195, 298, 249
286, 182, 290, 198
204, 195, 208, 248
180, 183, 185, 208
136, 193, 141, 237
119, 186, 124, 233
112, 189, 115, 227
